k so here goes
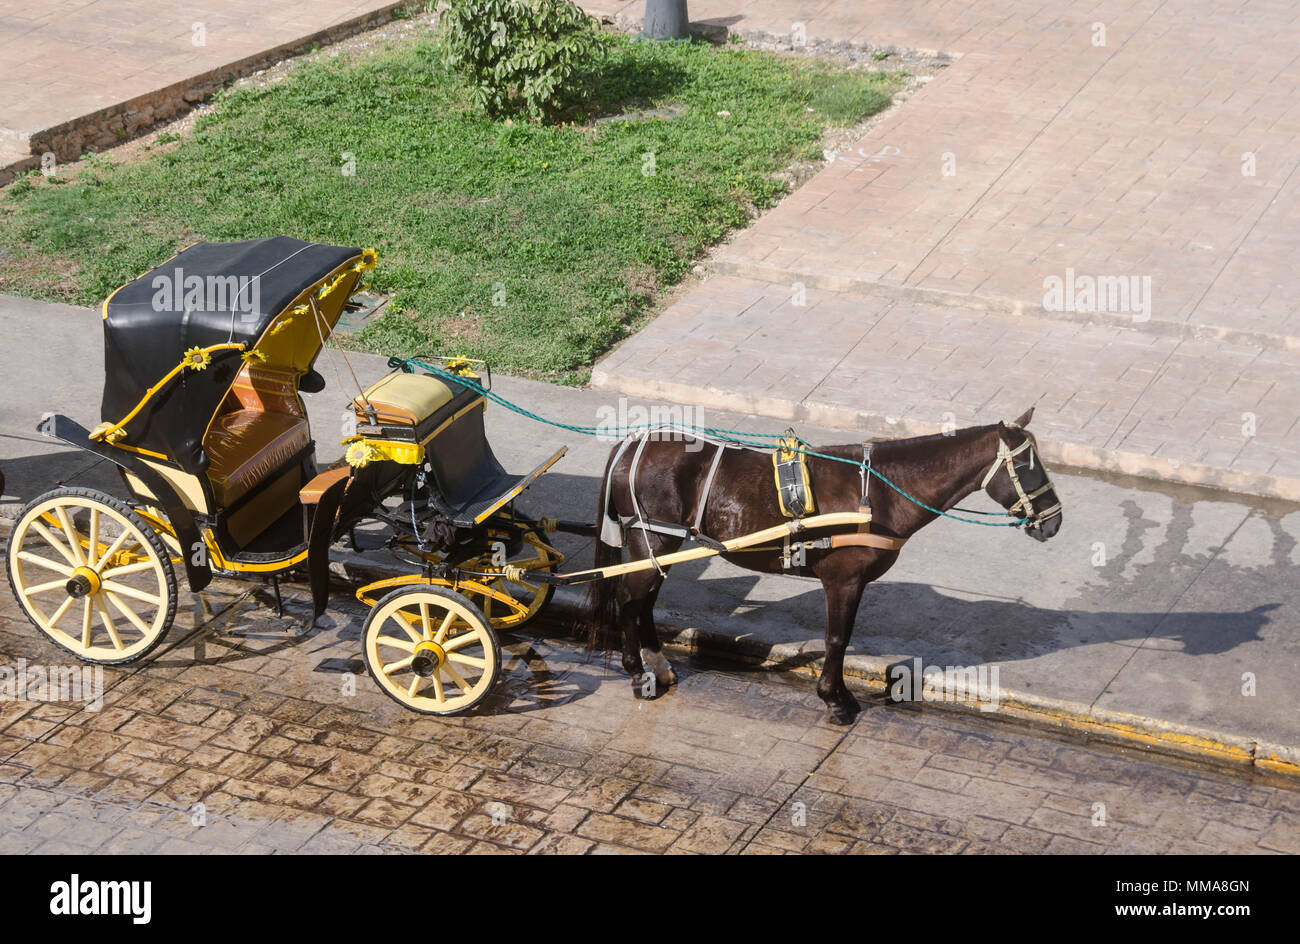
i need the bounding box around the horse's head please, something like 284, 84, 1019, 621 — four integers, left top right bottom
981, 407, 1062, 542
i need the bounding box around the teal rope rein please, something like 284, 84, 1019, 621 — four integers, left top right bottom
401, 358, 1029, 527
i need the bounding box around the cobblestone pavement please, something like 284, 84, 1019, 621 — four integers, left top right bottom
1, 581, 1296, 854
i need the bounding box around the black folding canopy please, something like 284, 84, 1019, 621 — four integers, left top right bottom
100, 236, 363, 474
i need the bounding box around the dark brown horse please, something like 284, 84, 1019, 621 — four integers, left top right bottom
584, 408, 1062, 724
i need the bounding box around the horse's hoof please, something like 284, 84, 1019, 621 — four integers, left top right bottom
631, 673, 661, 700
641, 648, 676, 688
825, 700, 860, 725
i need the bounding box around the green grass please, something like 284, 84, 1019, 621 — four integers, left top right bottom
0, 31, 902, 379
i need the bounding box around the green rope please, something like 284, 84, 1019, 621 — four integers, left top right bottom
402, 358, 1029, 527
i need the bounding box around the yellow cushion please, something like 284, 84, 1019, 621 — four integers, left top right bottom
355, 372, 454, 425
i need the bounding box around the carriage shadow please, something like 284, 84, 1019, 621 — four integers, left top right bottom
0, 441, 124, 518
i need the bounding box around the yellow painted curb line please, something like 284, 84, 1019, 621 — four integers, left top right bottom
654, 624, 1300, 780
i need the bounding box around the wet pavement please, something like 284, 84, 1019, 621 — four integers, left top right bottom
1, 578, 1297, 854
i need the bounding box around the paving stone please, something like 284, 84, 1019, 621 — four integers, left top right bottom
2, 590, 1294, 854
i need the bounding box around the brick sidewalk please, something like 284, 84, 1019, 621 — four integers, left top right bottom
594, 277, 1300, 499
2, 585, 1296, 854
587, 0, 1300, 499
0, 0, 404, 175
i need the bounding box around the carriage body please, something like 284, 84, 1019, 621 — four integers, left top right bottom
7, 237, 565, 715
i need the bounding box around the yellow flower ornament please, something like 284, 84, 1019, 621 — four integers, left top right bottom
182, 347, 212, 370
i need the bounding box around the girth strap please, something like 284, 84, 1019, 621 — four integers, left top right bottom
830, 532, 908, 551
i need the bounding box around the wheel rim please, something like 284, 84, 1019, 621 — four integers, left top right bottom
471, 531, 560, 628
9, 495, 172, 660
365, 591, 497, 713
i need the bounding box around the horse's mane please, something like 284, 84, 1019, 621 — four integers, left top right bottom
821, 423, 1003, 460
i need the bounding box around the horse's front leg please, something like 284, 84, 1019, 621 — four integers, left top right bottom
818, 562, 870, 725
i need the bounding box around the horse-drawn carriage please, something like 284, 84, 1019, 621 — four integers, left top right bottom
6, 236, 1062, 724
5, 237, 569, 715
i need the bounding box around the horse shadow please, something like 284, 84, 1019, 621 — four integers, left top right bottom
524, 471, 1292, 671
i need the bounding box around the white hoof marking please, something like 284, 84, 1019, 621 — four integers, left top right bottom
640, 647, 677, 686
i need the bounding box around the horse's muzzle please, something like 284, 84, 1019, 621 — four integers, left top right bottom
1027, 513, 1062, 542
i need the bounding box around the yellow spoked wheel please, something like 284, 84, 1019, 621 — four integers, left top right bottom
6, 488, 177, 664
468, 529, 560, 629
362, 586, 500, 715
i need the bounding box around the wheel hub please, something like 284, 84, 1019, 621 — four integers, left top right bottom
65, 566, 101, 599
410, 639, 447, 677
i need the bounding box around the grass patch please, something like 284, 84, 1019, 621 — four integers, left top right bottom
0, 31, 902, 377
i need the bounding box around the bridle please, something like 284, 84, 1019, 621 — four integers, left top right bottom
979, 429, 1062, 527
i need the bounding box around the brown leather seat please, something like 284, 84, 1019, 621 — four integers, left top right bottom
206, 409, 310, 506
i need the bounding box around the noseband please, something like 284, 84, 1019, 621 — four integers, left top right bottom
980, 434, 1062, 526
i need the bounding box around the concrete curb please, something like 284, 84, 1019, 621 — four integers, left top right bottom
330, 549, 1300, 781
712, 257, 1300, 354
590, 369, 1300, 504
620, 613, 1300, 780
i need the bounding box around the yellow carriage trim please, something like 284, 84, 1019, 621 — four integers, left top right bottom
89, 342, 247, 445
344, 438, 423, 467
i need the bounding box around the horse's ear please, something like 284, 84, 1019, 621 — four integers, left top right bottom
1011, 406, 1035, 428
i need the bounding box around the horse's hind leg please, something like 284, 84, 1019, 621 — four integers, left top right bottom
619, 530, 679, 698
637, 576, 676, 689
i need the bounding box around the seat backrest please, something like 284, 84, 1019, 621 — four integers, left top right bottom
226, 364, 304, 417
425, 403, 506, 507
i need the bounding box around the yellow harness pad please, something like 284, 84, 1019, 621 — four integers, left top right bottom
772, 430, 815, 518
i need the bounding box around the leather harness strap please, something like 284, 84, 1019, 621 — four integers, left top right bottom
626, 431, 665, 574
829, 531, 909, 550
833, 442, 908, 552
694, 440, 729, 533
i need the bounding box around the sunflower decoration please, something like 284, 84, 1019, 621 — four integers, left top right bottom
182, 347, 212, 371
444, 356, 478, 378
360, 248, 378, 270
241, 349, 268, 364
345, 441, 380, 468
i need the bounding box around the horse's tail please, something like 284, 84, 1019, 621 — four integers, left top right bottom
579, 446, 623, 651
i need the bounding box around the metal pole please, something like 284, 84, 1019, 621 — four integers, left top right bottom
642, 0, 689, 39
